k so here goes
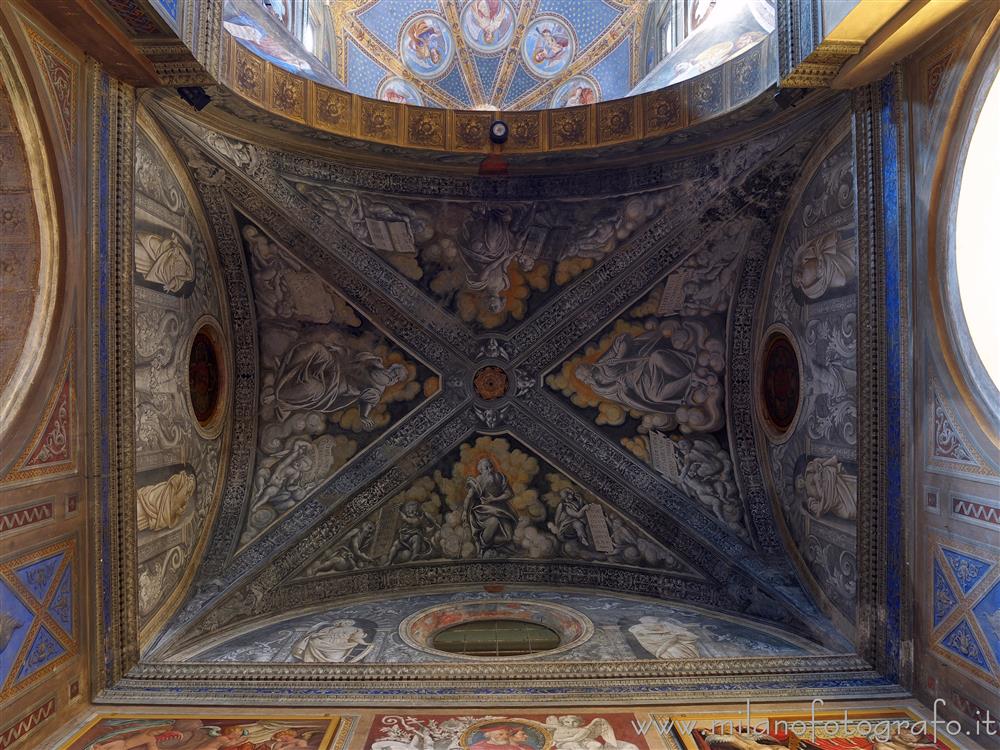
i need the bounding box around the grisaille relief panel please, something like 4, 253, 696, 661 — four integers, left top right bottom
185, 590, 829, 663
288, 178, 688, 331
758, 134, 859, 621
237, 214, 437, 546
133, 126, 229, 632
546, 217, 752, 542
297, 434, 695, 578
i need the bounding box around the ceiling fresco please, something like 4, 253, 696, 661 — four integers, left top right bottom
221, 0, 775, 111
133, 88, 862, 666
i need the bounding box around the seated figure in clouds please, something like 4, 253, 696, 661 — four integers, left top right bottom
262, 341, 407, 427
460, 203, 535, 314
463, 458, 518, 556
136, 470, 195, 532
575, 320, 724, 432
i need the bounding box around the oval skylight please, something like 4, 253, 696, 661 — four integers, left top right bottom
955, 69, 1000, 391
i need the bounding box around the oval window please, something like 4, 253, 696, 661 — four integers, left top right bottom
760, 330, 800, 436
188, 327, 221, 426
955, 69, 1000, 392
431, 619, 561, 657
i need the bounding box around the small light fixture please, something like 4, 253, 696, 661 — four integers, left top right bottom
177, 86, 212, 111
489, 119, 509, 144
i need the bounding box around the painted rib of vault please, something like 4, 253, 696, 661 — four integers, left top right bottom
138, 92, 858, 657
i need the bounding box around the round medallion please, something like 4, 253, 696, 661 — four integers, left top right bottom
399, 13, 455, 80
460, 0, 515, 54
550, 75, 599, 108
473, 365, 509, 401
760, 330, 800, 435
520, 15, 575, 79
377, 76, 424, 106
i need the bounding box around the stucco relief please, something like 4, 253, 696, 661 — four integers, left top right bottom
757, 133, 859, 622
238, 215, 436, 546
133, 124, 230, 634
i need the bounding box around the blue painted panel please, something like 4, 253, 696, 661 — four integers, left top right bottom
14, 553, 63, 604
16, 625, 65, 682
153, 0, 178, 22
433, 63, 472, 105
357, 0, 439, 51
941, 547, 993, 594
878, 71, 903, 682
346, 39, 389, 98
47, 566, 73, 638
933, 559, 958, 628
971, 580, 1000, 672
503, 63, 541, 108
0, 580, 34, 687
474, 53, 502, 98
941, 618, 991, 672
587, 35, 632, 101
537, 0, 622, 50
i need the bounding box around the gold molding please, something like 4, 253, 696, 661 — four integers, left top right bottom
220, 32, 776, 156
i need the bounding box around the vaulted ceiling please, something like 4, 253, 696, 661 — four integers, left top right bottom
125, 79, 865, 669
223, 0, 648, 110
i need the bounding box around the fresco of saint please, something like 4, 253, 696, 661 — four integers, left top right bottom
401, 14, 454, 78
262, 341, 407, 427
522, 18, 574, 77
628, 615, 701, 659
462, 0, 515, 53
463, 458, 518, 557
291, 619, 371, 662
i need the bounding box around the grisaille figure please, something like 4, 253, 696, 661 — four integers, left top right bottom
463, 458, 518, 556
262, 340, 407, 427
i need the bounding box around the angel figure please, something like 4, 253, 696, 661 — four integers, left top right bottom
545, 715, 639, 750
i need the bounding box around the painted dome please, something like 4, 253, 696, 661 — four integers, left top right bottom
221, 0, 775, 110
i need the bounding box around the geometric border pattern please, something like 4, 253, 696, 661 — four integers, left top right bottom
0, 538, 77, 702
931, 536, 1000, 689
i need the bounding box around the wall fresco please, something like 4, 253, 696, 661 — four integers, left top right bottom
756, 133, 859, 623
185, 589, 828, 664
362, 712, 649, 750
133, 123, 230, 634
62, 715, 338, 750
664, 709, 958, 750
